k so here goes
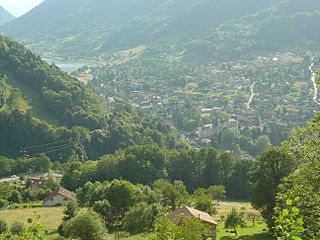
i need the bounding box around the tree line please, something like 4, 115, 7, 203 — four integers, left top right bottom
61, 145, 252, 200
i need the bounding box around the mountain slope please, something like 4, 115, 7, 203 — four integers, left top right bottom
0, 0, 278, 57
187, 0, 320, 59
0, 6, 15, 25
0, 34, 183, 160
1, 0, 319, 60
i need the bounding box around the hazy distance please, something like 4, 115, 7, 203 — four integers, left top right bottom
0, 0, 44, 17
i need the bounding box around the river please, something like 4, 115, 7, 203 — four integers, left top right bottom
42, 57, 103, 73
246, 81, 256, 110
309, 63, 320, 106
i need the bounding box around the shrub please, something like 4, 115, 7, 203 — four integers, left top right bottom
123, 202, 162, 233
0, 218, 8, 234
63, 211, 106, 240
10, 221, 25, 236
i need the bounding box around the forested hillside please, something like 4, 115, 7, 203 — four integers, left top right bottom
0, 35, 183, 160
0, 6, 15, 26
190, 0, 320, 59
3, 0, 319, 60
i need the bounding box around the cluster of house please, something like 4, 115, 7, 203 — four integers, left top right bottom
28, 177, 75, 207
197, 118, 239, 139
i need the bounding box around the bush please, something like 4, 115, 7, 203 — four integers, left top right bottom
0, 199, 9, 208
0, 218, 8, 234
63, 211, 106, 240
123, 202, 162, 233
10, 221, 25, 236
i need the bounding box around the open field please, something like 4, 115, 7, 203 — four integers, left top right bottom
0, 207, 64, 239
0, 201, 272, 239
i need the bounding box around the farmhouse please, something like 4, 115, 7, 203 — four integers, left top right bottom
168, 206, 217, 239
29, 177, 47, 194
43, 187, 76, 207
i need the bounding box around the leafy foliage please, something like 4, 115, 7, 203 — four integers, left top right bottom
0, 218, 8, 234
274, 115, 320, 239
0, 34, 182, 161
10, 222, 25, 236
250, 147, 296, 226
123, 202, 162, 233
63, 211, 106, 240
224, 208, 246, 236
274, 197, 304, 240
153, 217, 209, 240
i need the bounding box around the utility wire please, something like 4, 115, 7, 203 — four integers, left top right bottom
22, 130, 100, 150
21, 130, 101, 156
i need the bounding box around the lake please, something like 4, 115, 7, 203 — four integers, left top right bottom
42, 57, 103, 73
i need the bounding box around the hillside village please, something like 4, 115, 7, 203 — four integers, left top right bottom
0, 1, 319, 240
85, 52, 319, 152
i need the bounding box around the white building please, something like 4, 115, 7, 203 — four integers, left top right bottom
197, 118, 239, 138
43, 187, 76, 207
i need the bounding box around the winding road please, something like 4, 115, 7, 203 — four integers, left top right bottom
246, 81, 256, 110
309, 63, 320, 106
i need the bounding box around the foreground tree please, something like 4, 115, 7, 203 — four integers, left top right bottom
274, 114, 320, 239
224, 208, 246, 236
250, 147, 296, 226
274, 159, 320, 239
63, 211, 106, 240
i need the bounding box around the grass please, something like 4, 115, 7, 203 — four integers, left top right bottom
0, 202, 272, 240
218, 221, 272, 239
111, 45, 146, 65
0, 207, 64, 239
214, 201, 272, 239
5, 73, 61, 126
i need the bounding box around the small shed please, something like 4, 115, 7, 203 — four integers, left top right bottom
43, 187, 76, 207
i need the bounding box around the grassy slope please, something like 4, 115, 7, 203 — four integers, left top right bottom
0, 202, 273, 240
5, 73, 61, 126
0, 207, 64, 239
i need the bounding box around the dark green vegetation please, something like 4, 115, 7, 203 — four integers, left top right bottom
248, 112, 320, 239
273, 115, 320, 239
2, 0, 320, 60
0, 6, 15, 26
0, 34, 183, 161
0, 1, 319, 239
2, 0, 319, 160
61, 145, 251, 200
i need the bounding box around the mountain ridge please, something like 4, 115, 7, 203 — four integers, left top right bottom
0, 6, 15, 25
